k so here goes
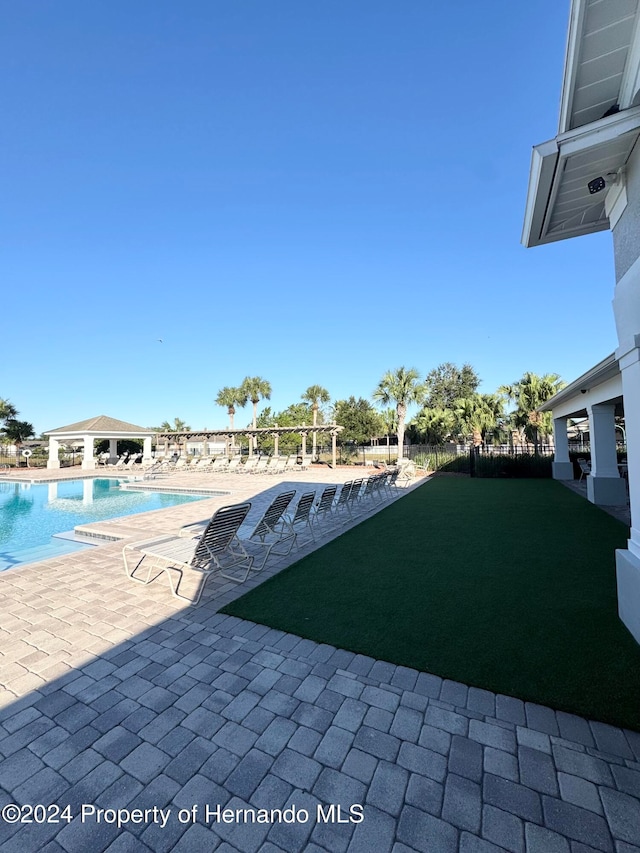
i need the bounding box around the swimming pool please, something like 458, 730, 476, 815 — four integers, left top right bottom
0, 478, 213, 571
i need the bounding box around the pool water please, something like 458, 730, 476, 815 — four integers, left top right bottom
0, 478, 208, 571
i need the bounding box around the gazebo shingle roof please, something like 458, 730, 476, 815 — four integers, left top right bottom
46, 415, 152, 434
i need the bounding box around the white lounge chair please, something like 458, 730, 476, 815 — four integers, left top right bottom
238, 490, 297, 571
284, 491, 317, 543
189, 457, 213, 473
266, 457, 288, 475
250, 457, 270, 474
312, 485, 338, 527
238, 456, 259, 474
284, 456, 299, 473
123, 502, 253, 604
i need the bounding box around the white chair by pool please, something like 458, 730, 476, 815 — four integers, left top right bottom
123, 502, 253, 604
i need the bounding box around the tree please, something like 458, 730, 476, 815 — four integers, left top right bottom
453, 395, 500, 447
334, 397, 384, 446
411, 406, 455, 445
215, 386, 247, 431
372, 367, 424, 458
241, 377, 272, 429
156, 418, 191, 432
241, 376, 272, 452
1, 419, 35, 465
380, 408, 398, 449
0, 399, 18, 423
301, 385, 331, 460
499, 372, 565, 453
424, 363, 480, 410
255, 403, 312, 455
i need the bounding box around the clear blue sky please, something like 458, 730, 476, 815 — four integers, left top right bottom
1, 1, 617, 435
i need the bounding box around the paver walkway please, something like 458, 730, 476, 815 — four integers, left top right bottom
1, 468, 639, 852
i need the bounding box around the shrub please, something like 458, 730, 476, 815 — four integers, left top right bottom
474, 453, 552, 478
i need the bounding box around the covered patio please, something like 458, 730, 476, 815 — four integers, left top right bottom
44, 415, 155, 470
541, 353, 627, 507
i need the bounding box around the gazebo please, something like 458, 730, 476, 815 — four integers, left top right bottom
44, 415, 155, 470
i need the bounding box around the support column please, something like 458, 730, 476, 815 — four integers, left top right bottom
300, 430, 308, 461
82, 435, 96, 470
46, 437, 61, 469
272, 432, 279, 457
551, 417, 573, 480
142, 436, 152, 464
586, 403, 626, 506
109, 439, 118, 462
615, 340, 640, 642
331, 430, 337, 468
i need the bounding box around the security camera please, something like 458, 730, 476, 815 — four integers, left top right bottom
587, 170, 623, 195
580, 389, 587, 394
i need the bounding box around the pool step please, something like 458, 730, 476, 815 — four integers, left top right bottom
52, 530, 100, 545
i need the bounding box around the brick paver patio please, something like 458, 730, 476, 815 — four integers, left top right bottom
1, 467, 639, 852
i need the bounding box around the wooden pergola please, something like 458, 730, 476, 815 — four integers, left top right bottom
155, 424, 344, 467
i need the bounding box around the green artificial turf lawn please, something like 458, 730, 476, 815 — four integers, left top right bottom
221, 477, 640, 730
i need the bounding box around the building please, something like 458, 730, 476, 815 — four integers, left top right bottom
522, 0, 640, 643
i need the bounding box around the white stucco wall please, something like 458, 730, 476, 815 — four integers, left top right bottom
613, 142, 640, 281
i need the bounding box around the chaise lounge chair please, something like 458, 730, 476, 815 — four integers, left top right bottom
239, 456, 260, 474
122, 502, 253, 604
238, 490, 297, 571
284, 491, 317, 543
312, 485, 338, 527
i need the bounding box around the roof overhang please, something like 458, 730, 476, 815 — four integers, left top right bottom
539, 352, 622, 419
522, 105, 640, 248
559, 0, 640, 134
45, 429, 156, 440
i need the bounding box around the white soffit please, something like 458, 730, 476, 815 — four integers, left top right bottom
539, 352, 620, 412
560, 0, 640, 133
522, 105, 640, 247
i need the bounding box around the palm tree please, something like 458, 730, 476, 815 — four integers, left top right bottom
158, 417, 191, 432
412, 406, 455, 445
373, 367, 424, 459
215, 386, 247, 431
241, 376, 272, 452
454, 395, 498, 447
0, 399, 18, 423
381, 408, 398, 450
1, 419, 35, 466
499, 372, 565, 453
302, 385, 331, 460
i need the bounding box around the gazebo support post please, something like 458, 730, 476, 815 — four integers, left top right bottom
82, 435, 96, 470
47, 437, 61, 469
